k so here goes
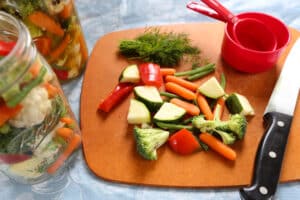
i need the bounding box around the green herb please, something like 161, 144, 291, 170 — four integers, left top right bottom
119, 28, 200, 66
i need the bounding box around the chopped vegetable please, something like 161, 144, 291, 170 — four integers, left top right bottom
186, 67, 215, 81
159, 91, 180, 99
49, 34, 71, 63
133, 86, 163, 112
198, 77, 225, 99
60, 117, 74, 125
119, 28, 200, 66
59, 0, 74, 19
192, 114, 247, 140
165, 75, 198, 91
168, 129, 200, 155
56, 127, 74, 141
213, 96, 226, 120
43, 82, 59, 98
170, 98, 200, 116
160, 68, 176, 76
174, 63, 215, 77
153, 102, 186, 123
98, 83, 134, 113
119, 64, 140, 83
0, 154, 31, 164
220, 73, 226, 89
133, 127, 169, 160
199, 132, 237, 161
196, 93, 214, 120
33, 36, 52, 56
0, 40, 15, 56
226, 93, 255, 116
165, 82, 196, 100
155, 122, 193, 131
0, 104, 23, 126
138, 63, 163, 88
127, 99, 151, 124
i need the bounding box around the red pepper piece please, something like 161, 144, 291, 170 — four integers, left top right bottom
139, 63, 163, 88
0, 154, 31, 164
0, 40, 16, 56
98, 83, 134, 112
168, 129, 200, 155
53, 68, 69, 80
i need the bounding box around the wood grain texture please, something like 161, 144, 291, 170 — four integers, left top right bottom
80, 22, 300, 187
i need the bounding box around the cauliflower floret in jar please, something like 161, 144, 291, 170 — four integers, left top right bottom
9, 86, 52, 128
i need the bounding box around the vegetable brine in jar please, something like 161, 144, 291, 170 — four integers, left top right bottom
0, 11, 81, 184
0, 0, 88, 81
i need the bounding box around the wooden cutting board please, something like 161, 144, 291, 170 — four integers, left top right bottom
80, 22, 300, 187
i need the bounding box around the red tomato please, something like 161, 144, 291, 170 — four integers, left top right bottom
33, 36, 52, 56
168, 129, 200, 155
139, 63, 163, 88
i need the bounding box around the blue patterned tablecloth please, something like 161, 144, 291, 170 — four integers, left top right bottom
2, 0, 300, 199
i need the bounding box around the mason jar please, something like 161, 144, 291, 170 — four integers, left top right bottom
0, 11, 81, 184
0, 0, 88, 81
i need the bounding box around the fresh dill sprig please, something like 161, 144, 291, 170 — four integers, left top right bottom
118, 28, 200, 66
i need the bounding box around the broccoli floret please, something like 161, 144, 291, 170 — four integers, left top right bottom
192, 114, 247, 141
133, 127, 169, 160
213, 130, 236, 145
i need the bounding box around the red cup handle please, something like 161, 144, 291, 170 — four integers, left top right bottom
201, 0, 237, 23
186, 2, 226, 22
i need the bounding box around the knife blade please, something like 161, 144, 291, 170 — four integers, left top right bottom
239, 38, 300, 200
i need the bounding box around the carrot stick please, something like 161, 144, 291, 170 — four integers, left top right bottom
49, 34, 71, 63
170, 98, 200, 116
60, 0, 74, 19
29, 60, 41, 78
0, 104, 23, 126
165, 75, 198, 91
47, 134, 81, 174
28, 11, 64, 37
213, 96, 226, 120
199, 132, 236, 161
79, 32, 89, 62
43, 82, 59, 98
60, 117, 74, 125
165, 82, 196, 100
196, 93, 214, 120
160, 68, 176, 76
56, 127, 74, 141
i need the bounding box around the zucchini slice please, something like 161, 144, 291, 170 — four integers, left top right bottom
134, 86, 163, 111
198, 77, 225, 99
119, 64, 140, 83
153, 102, 186, 123
127, 99, 151, 124
226, 93, 255, 116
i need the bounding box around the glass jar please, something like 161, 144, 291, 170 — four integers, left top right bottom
0, 0, 88, 81
0, 11, 81, 184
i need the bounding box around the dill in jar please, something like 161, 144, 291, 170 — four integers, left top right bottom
118, 28, 200, 66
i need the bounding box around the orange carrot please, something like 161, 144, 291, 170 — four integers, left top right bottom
0, 104, 23, 126
165, 82, 196, 100
56, 127, 74, 141
29, 60, 41, 78
199, 132, 236, 161
60, 0, 74, 19
28, 11, 64, 37
47, 134, 81, 174
79, 32, 89, 62
43, 82, 59, 98
60, 117, 74, 125
160, 68, 176, 76
196, 93, 214, 120
213, 96, 226, 120
165, 75, 198, 91
49, 34, 71, 63
170, 98, 200, 116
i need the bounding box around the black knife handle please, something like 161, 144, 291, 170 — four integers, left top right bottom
239, 112, 293, 200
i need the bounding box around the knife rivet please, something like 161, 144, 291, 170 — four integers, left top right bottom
269, 151, 277, 158
277, 121, 285, 127
259, 186, 268, 195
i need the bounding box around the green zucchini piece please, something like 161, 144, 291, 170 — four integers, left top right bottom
127, 99, 151, 124
226, 93, 255, 116
153, 102, 186, 123
198, 77, 225, 99
119, 64, 140, 83
134, 86, 163, 112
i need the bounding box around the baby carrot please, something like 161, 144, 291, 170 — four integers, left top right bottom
165, 75, 198, 91
165, 82, 196, 100
49, 34, 71, 63
160, 68, 176, 76
56, 127, 74, 141
47, 134, 81, 174
43, 82, 59, 98
60, 117, 74, 125
213, 96, 226, 120
170, 98, 200, 116
199, 132, 236, 161
196, 93, 214, 120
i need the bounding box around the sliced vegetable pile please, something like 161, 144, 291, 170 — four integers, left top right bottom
98, 62, 255, 161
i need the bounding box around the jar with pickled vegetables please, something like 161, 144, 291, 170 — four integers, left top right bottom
0, 0, 88, 81
0, 11, 81, 184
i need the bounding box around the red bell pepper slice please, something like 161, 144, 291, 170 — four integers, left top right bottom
53, 68, 69, 80
0, 40, 16, 56
168, 129, 200, 155
98, 82, 134, 112
0, 154, 31, 164
139, 63, 163, 88
33, 36, 52, 56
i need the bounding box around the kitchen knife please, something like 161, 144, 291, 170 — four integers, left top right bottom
239, 38, 300, 200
